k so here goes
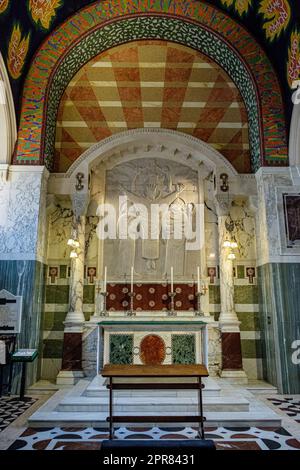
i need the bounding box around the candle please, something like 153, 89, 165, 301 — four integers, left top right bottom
131, 266, 134, 293
171, 266, 174, 293
197, 266, 200, 293
103, 266, 107, 292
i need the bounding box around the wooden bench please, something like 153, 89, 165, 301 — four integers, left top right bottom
101, 364, 209, 440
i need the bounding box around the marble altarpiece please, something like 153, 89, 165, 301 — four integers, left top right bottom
41, 146, 260, 384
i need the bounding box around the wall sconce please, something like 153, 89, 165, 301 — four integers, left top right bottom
67, 238, 80, 248
227, 252, 236, 260
70, 250, 78, 259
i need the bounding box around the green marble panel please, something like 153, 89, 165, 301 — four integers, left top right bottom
43, 339, 63, 358
109, 334, 133, 365
46, 285, 69, 304
241, 339, 262, 358
237, 265, 245, 279
59, 265, 67, 279
234, 286, 258, 304
172, 335, 195, 364
43, 312, 66, 331
258, 263, 300, 394
209, 285, 220, 304
0, 260, 46, 392
83, 285, 95, 304
84, 311, 91, 321
237, 312, 260, 331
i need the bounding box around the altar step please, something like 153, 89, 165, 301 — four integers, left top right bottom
27, 378, 282, 428
85, 376, 222, 397
58, 395, 249, 413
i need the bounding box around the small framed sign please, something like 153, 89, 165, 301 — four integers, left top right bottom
0, 290, 23, 334
12, 349, 38, 362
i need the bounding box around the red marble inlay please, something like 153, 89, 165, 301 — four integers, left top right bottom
61, 332, 82, 371
140, 334, 166, 365
106, 283, 196, 311
221, 332, 243, 370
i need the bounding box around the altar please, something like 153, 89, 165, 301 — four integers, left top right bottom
98, 319, 208, 371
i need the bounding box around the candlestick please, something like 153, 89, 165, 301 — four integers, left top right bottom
103, 266, 107, 292
126, 292, 136, 317
197, 266, 200, 293
171, 266, 174, 293
130, 266, 134, 293
100, 291, 108, 317
167, 291, 177, 317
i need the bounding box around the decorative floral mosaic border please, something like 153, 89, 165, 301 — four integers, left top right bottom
14, 0, 288, 172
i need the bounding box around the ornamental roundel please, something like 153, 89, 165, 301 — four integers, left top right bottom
140, 334, 166, 365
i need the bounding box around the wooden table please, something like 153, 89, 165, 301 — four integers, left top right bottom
101, 364, 209, 440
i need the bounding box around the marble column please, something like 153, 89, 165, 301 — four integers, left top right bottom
57, 191, 89, 385
89, 164, 106, 322
215, 196, 247, 383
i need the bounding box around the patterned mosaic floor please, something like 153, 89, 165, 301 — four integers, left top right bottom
7, 426, 300, 451
268, 397, 300, 423
0, 397, 36, 433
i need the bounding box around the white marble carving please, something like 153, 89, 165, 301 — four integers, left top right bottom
103, 158, 201, 281
0, 166, 48, 261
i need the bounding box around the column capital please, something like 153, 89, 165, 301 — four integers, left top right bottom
71, 191, 89, 222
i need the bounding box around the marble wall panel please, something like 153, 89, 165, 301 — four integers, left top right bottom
0, 260, 46, 391
258, 263, 300, 393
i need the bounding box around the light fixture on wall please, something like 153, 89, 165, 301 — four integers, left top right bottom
227, 252, 236, 260
67, 238, 80, 248
223, 238, 238, 250
68, 227, 80, 258
223, 239, 231, 248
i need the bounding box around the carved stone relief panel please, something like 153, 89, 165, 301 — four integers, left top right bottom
102, 158, 201, 281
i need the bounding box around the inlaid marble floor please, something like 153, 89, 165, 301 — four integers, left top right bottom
0, 397, 36, 433
267, 396, 300, 423
7, 425, 300, 450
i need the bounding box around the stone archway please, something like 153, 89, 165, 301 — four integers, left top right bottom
14, 0, 287, 172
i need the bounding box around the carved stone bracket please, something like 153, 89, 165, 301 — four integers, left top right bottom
214, 195, 234, 217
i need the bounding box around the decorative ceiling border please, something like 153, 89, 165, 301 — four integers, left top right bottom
14, 0, 288, 172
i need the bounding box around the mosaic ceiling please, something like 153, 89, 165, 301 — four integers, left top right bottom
0, 0, 299, 129
54, 41, 250, 173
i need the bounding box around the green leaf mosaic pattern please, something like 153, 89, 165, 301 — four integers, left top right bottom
172, 334, 196, 364
109, 334, 133, 364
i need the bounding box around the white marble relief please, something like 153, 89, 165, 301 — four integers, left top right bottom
207, 325, 221, 377
0, 170, 46, 260
255, 168, 297, 265
48, 199, 73, 260
103, 158, 201, 281
229, 199, 256, 260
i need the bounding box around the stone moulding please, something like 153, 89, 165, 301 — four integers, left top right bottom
13, 0, 288, 172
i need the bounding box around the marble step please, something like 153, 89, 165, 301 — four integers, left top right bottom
28, 410, 281, 428
85, 376, 221, 397
58, 395, 249, 413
